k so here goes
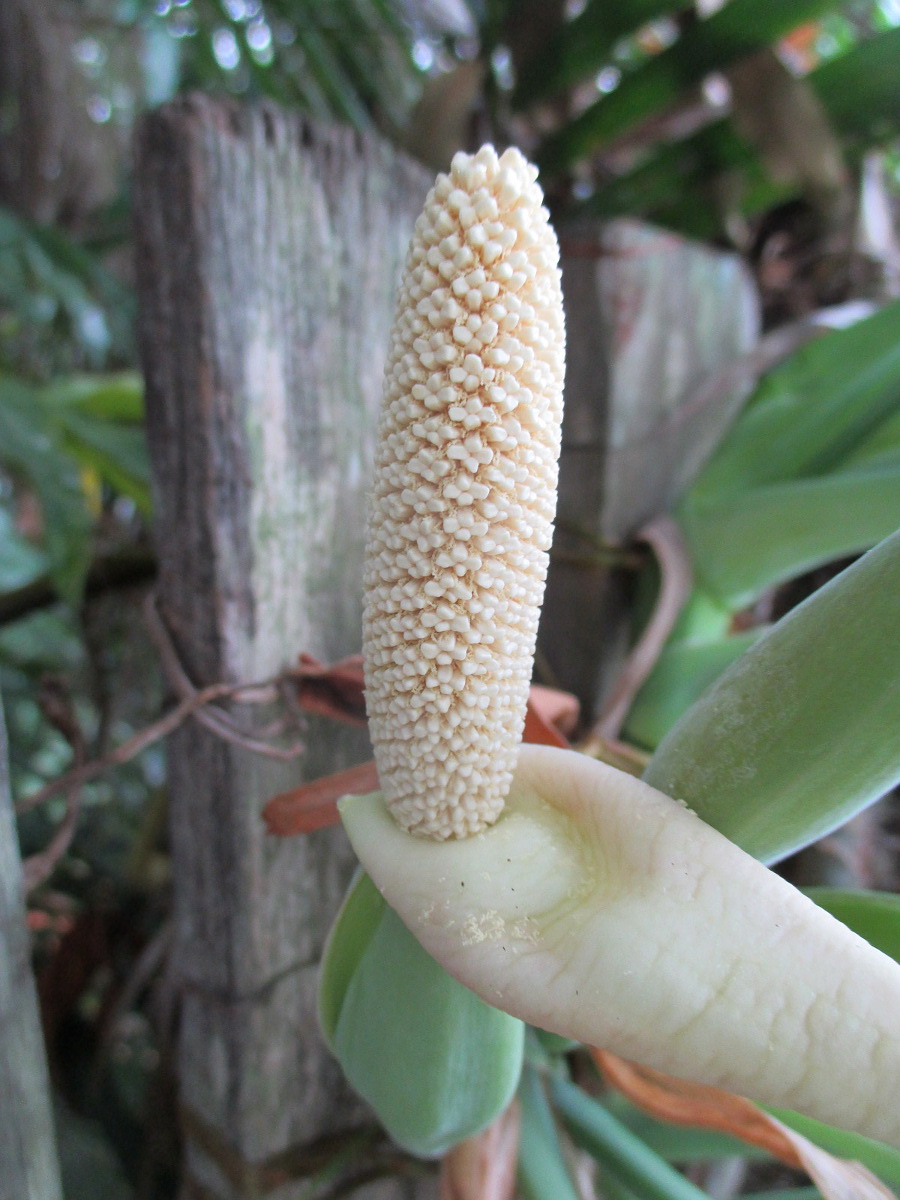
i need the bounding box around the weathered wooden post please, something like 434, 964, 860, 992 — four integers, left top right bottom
134, 96, 433, 1198
0, 699, 64, 1200
544, 220, 759, 711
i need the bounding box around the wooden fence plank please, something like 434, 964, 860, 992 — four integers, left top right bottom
540, 219, 760, 712
0, 699, 63, 1200
134, 96, 433, 1199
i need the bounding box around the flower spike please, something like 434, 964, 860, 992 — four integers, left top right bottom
363, 145, 565, 839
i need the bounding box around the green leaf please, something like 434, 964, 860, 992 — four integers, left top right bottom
284, 0, 373, 130
741, 1191, 821, 1200
56, 414, 152, 515
536, 0, 837, 174
323, 872, 525, 1157
512, 0, 685, 111
811, 25, 900, 152
552, 1078, 710, 1200
318, 870, 389, 1048
688, 301, 900, 502
624, 629, 763, 750
38, 373, 143, 422
576, 28, 900, 241
836, 405, 900, 475
517, 1067, 581, 1200
680, 468, 900, 609
765, 1108, 900, 1192
644, 531, 900, 863
804, 889, 900, 965
0, 376, 92, 603
667, 590, 734, 645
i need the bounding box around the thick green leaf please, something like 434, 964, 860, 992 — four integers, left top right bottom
517, 1067, 581, 1200
536, 0, 836, 174
680, 468, 900, 609
766, 1108, 900, 1191
805, 889, 900, 965
688, 300, 900, 503
318, 870, 387, 1048
644, 531, 900, 863
837, 405, 900, 474
512, 0, 684, 111
324, 874, 524, 1157
552, 1079, 709, 1200
625, 630, 762, 750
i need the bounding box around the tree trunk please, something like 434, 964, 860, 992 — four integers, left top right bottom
134, 95, 434, 1199
0, 698, 64, 1200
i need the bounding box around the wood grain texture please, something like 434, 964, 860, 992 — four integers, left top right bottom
134, 95, 434, 1198
540, 219, 759, 712
0, 700, 63, 1200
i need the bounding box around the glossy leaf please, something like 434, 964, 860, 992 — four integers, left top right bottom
552, 1078, 709, 1200
644, 530, 900, 864
318, 870, 387, 1048
687, 300, 900, 503
517, 1067, 581, 1200
321, 872, 525, 1157
625, 629, 762, 750
805, 889, 900, 965
536, 0, 837, 174
680, 468, 900, 609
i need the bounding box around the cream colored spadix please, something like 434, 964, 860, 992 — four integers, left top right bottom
363, 144, 565, 840
340, 744, 900, 1149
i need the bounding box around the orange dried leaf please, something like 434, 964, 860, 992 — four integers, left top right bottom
264, 685, 580, 836
593, 1050, 895, 1200
263, 760, 378, 836
293, 653, 367, 725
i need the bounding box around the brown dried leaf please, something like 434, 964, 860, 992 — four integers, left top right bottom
593, 1050, 896, 1200
293, 653, 367, 725
263, 686, 582, 836
263, 760, 378, 836
438, 1102, 521, 1200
